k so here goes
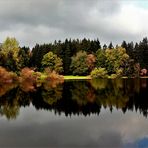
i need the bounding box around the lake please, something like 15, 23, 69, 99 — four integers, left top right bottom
0, 79, 148, 147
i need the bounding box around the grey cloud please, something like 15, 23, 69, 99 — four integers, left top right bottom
0, 0, 120, 26
0, 0, 144, 47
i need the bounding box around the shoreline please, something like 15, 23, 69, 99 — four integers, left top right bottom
63, 75, 148, 80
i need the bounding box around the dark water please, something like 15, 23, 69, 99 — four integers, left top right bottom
0, 79, 148, 147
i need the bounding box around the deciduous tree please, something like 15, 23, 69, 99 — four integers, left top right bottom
41, 51, 63, 73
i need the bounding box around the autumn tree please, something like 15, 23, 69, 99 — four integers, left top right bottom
41, 51, 63, 73
86, 54, 96, 71
70, 51, 89, 75
90, 68, 108, 78
1, 37, 20, 59
105, 46, 129, 75
96, 49, 106, 68
0, 37, 20, 71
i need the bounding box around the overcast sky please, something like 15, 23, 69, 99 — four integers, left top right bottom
0, 0, 148, 47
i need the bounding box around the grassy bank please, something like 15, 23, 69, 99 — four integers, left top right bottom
64, 75, 91, 80
64, 75, 148, 80
38, 72, 148, 81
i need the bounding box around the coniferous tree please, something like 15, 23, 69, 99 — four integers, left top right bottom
62, 39, 72, 74
30, 44, 51, 70
18, 46, 30, 68
103, 44, 107, 50
141, 37, 148, 69
127, 42, 134, 58
121, 41, 128, 50
108, 42, 114, 49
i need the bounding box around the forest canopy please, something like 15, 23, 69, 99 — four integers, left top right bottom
0, 37, 148, 78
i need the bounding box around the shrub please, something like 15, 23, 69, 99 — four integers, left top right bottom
90, 68, 108, 79
0, 66, 18, 96
140, 69, 147, 76
110, 74, 118, 79
0, 66, 18, 83
116, 69, 123, 76
43, 68, 63, 81
19, 67, 39, 92
44, 70, 64, 88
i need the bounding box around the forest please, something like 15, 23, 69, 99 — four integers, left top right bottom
0, 37, 148, 80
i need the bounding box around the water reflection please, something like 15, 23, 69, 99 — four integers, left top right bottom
0, 79, 148, 147
0, 79, 148, 119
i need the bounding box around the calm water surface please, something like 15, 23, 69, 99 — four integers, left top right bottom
0, 79, 148, 147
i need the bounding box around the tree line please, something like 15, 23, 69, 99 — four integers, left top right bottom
1, 37, 148, 77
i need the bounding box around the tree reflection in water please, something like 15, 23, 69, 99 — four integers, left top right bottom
0, 78, 148, 119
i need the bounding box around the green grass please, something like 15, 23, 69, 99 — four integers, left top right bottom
39, 74, 148, 81
64, 75, 91, 80
40, 74, 47, 80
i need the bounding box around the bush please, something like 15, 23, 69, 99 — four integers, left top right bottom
44, 70, 64, 88
110, 74, 117, 79
90, 68, 108, 79
116, 69, 123, 76
19, 67, 39, 92
0, 66, 18, 83
0, 66, 18, 96
140, 69, 147, 76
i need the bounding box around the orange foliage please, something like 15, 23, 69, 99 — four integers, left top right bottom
86, 54, 96, 71
43, 70, 64, 89
0, 66, 18, 96
19, 67, 39, 92
140, 69, 147, 76
0, 66, 18, 83
0, 66, 64, 93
